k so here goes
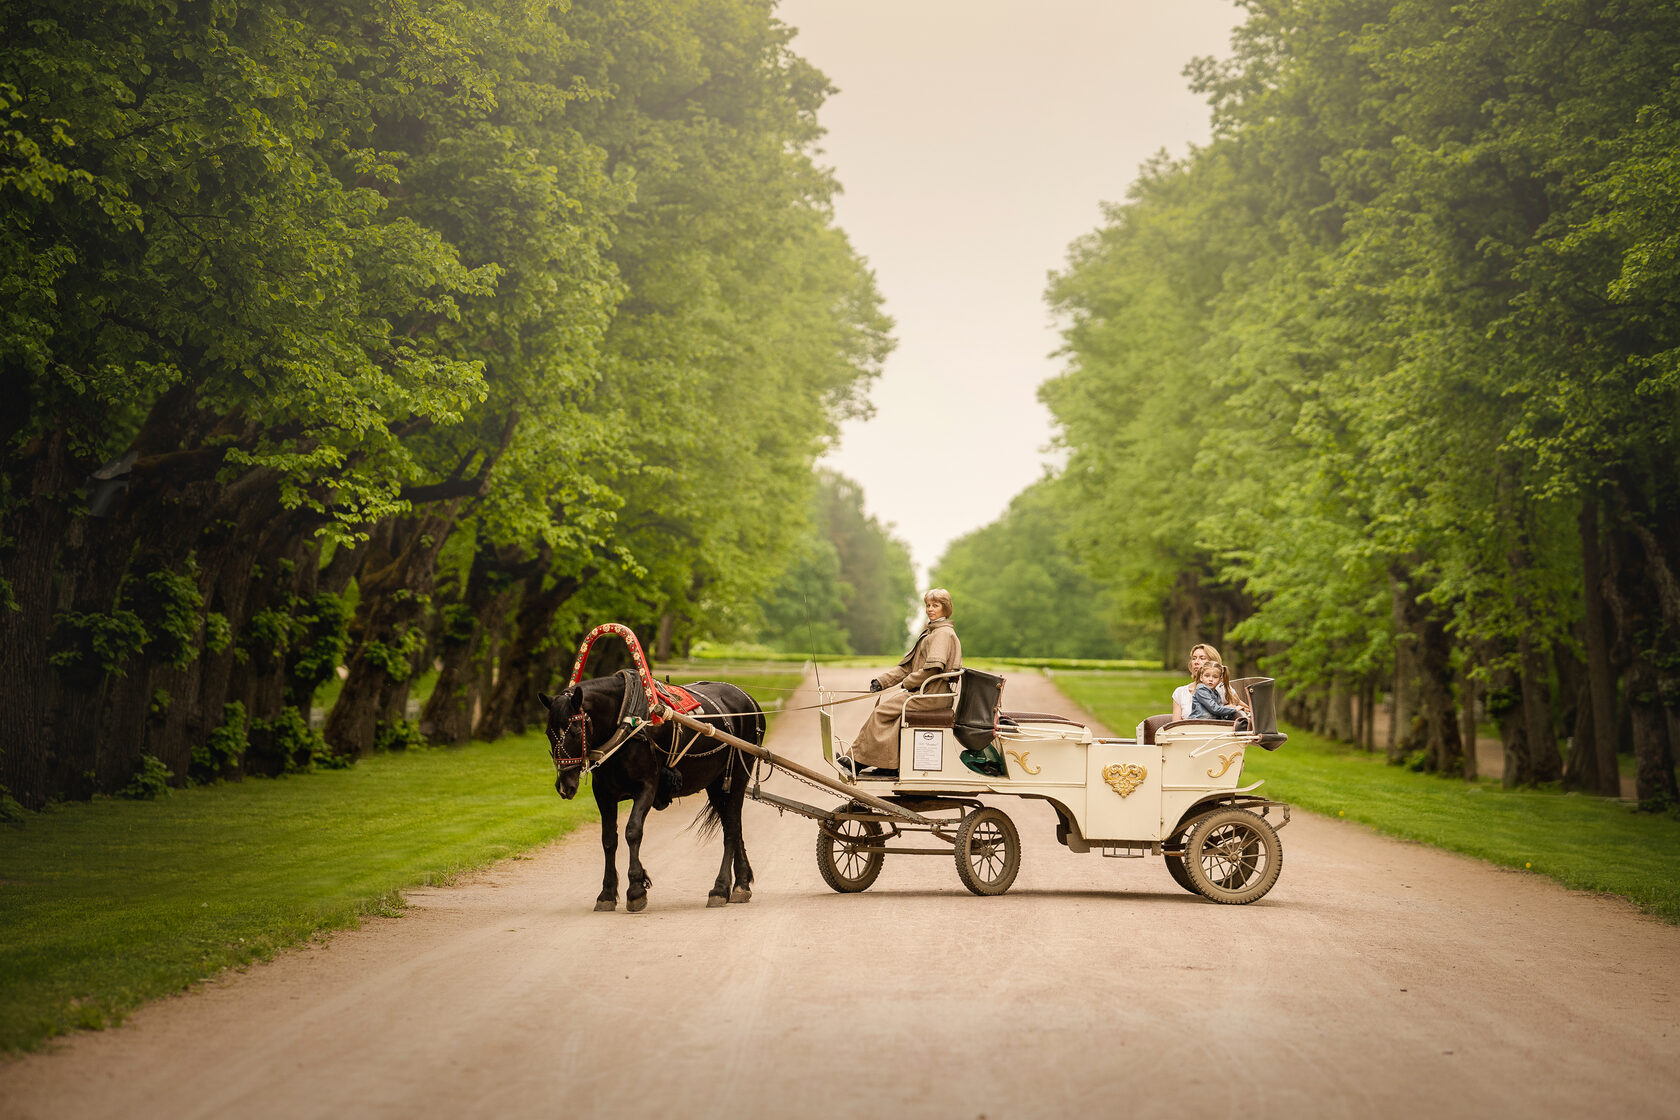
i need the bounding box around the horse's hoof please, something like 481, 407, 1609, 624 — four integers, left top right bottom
627, 895, 648, 913
707, 894, 728, 908
729, 886, 752, 904
594, 899, 616, 912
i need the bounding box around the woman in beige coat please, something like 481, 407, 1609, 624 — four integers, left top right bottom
844, 588, 963, 776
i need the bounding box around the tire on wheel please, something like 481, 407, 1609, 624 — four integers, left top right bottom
816, 809, 885, 893
954, 806, 1021, 896
1183, 807, 1283, 905
1163, 809, 1217, 895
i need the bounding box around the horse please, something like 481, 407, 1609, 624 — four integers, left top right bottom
540, 671, 763, 913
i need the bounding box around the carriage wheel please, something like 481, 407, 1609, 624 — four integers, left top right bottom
1163, 811, 1215, 895
1183, 807, 1283, 905
954, 807, 1021, 896
816, 813, 885, 893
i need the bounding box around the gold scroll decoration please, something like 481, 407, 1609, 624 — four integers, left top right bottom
1006, 750, 1041, 775
1206, 752, 1242, 779
1102, 762, 1147, 798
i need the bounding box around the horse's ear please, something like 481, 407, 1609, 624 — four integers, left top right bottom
539, 692, 554, 710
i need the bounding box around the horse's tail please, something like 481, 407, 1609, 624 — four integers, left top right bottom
692, 797, 723, 842
690, 683, 764, 842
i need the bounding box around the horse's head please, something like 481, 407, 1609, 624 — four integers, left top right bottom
540, 685, 590, 800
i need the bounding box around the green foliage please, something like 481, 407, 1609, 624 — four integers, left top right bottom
932, 477, 1135, 659
250, 706, 329, 774
193, 703, 248, 782
0, 0, 891, 800
47, 610, 147, 674
756, 471, 915, 655
116, 755, 172, 800
288, 593, 352, 703
1037, 0, 1680, 700
0, 731, 594, 1052
203, 614, 232, 657
362, 626, 426, 684
374, 720, 427, 753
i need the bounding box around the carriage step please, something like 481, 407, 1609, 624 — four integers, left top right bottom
1099, 843, 1155, 858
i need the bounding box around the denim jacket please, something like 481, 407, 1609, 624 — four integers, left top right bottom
1188, 682, 1243, 720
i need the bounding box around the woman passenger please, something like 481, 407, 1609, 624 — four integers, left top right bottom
1172, 642, 1238, 720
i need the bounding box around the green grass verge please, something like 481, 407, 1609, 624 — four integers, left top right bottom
0, 733, 590, 1053
0, 665, 807, 1054
1050, 669, 1680, 922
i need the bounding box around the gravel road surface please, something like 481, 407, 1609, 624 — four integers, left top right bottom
3, 668, 1677, 1119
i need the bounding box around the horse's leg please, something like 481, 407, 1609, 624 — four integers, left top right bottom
706, 779, 734, 908
594, 782, 619, 912
727, 755, 753, 903
623, 781, 658, 914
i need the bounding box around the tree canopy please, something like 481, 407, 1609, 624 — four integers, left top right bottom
0, 0, 889, 806
980, 0, 1680, 804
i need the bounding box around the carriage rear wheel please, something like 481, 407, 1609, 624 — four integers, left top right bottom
954, 806, 1021, 896
816, 811, 886, 893
1183, 807, 1283, 905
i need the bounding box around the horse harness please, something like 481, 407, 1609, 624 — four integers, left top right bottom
548, 670, 737, 777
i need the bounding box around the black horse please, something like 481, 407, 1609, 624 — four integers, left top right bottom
540, 672, 763, 913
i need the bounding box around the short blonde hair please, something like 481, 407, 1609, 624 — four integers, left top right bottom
923, 588, 953, 617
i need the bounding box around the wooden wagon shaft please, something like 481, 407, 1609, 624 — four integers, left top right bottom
652, 704, 936, 825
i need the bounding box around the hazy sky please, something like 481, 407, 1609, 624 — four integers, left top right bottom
777, 0, 1241, 576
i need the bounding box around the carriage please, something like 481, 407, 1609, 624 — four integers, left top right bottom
549, 625, 1292, 910
769, 668, 1290, 903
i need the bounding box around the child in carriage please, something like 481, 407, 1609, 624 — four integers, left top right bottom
1188, 660, 1251, 722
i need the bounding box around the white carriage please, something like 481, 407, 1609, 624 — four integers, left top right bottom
792, 668, 1292, 902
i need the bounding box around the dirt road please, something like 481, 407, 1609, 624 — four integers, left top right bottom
4, 668, 1678, 1119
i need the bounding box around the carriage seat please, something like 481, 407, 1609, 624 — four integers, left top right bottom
1140, 714, 1174, 744
904, 707, 956, 728
1143, 716, 1242, 743
999, 710, 1082, 726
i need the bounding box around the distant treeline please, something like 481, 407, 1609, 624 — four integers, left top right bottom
757, 470, 916, 657
0, 0, 894, 808
955, 0, 1680, 805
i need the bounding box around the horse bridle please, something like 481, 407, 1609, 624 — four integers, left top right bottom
548, 705, 647, 776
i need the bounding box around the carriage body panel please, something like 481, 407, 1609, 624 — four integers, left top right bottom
884, 720, 1258, 845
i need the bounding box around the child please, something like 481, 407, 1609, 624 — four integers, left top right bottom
1189, 661, 1249, 721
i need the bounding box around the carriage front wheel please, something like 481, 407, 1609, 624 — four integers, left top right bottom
816, 812, 886, 893
1183, 807, 1283, 904
954, 806, 1021, 896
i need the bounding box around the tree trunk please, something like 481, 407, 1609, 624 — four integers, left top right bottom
1489, 659, 1529, 789
1325, 676, 1355, 742
1389, 573, 1418, 764
1459, 661, 1479, 781
0, 431, 78, 808
1391, 568, 1462, 774
1518, 634, 1562, 782
1626, 658, 1678, 807
1602, 490, 1679, 808
1362, 677, 1377, 752
420, 544, 521, 745
1578, 496, 1621, 795
474, 560, 588, 741
325, 507, 462, 756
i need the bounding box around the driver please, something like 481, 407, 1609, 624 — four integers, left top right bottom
842, 588, 963, 778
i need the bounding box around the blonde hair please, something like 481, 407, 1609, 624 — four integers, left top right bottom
923, 588, 952, 618
1199, 661, 1230, 689
1187, 642, 1224, 679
